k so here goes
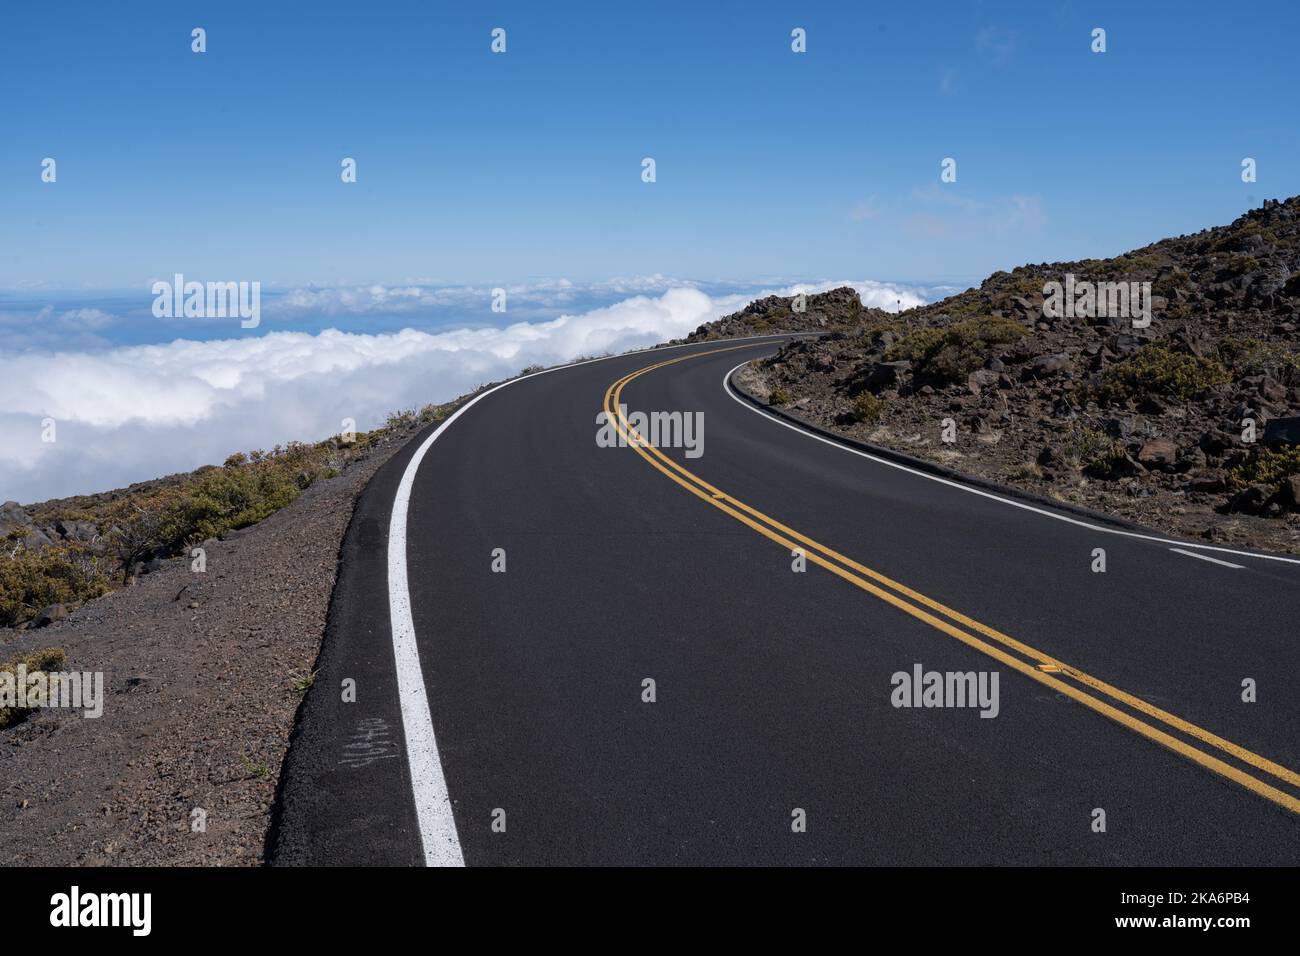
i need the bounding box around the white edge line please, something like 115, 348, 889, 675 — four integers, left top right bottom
721, 359, 1300, 568
387, 334, 796, 866
1169, 548, 1246, 569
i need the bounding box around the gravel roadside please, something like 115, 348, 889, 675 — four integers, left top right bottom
0, 424, 420, 866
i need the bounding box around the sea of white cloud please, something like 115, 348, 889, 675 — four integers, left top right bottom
0, 279, 931, 503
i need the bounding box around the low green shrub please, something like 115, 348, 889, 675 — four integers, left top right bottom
1090, 344, 1229, 404
1216, 338, 1300, 383
0, 647, 68, 728
1229, 446, 1300, 491
0, 547, 109, 628
885, 316, 1026, 384
851, 393, 886, 423
1060, 426, 1129, 477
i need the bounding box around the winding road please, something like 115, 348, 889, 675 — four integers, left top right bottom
270, 336, 1300, 866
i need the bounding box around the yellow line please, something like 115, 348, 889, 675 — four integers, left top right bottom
604, 346, 1300, 816
611, 354, 1300, 792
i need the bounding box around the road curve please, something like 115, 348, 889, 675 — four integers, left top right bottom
270, 337, 1300, 866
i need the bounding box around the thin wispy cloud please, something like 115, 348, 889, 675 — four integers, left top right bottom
975, 26, 1018, 66
848, 189, 1047, 242
849, 199, 881, 222
906, 185, 1047, 237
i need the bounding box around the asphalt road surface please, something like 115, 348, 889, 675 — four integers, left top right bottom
270, 336, 1300, 866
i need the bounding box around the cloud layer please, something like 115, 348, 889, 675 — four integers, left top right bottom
0, 280, 927, 503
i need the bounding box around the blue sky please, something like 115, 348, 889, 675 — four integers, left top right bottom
4, 0, 1297, 297
2, 1, 1298, 502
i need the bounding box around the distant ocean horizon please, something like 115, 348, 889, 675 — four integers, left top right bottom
0, 275, 964, 351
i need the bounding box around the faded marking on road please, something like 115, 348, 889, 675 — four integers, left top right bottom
339, 716, 402, 769
1169, 548, 1246, 569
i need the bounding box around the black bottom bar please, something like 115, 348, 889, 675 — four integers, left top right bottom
10, 866, 1292, 941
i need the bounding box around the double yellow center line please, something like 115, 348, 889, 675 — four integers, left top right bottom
605, 344, 1300, 817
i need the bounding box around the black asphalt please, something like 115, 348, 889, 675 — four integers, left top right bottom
271, 337, 1300, 865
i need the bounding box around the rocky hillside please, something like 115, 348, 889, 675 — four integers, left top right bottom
721, 197, 1300, 554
